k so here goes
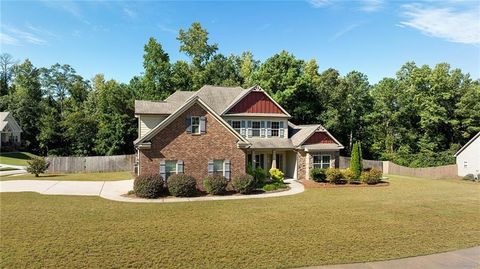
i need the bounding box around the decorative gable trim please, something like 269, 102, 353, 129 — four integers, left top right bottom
298, 126, 344, 149
221, 85, 291, 117
134, 96, 249, 146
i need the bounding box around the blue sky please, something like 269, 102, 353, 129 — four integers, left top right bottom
1, 0, 479, 84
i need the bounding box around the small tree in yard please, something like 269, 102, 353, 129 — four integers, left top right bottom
350, 142, 363, 180
26, 157, 49, 177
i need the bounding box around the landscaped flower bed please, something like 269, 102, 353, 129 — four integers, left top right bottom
308, 167, 387, 188
126, 168, 290, 199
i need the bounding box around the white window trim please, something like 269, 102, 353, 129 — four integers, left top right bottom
313, 154, 331, 169
251, 121, 261, 137
231, 120, 241, 133
191, 116, 200, 134
271, 121, 280, 137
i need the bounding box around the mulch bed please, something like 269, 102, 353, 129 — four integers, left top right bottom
300, 180, 389, 189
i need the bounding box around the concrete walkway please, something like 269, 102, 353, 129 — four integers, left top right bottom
0, 163, 27, 177
304, 246, 480, 269
0, 178, 304, 203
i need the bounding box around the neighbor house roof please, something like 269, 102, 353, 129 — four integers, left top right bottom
454, 132, 480, 157
0, 112, 22, 133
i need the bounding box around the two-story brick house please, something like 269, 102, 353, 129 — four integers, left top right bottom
134, 85, 343, 187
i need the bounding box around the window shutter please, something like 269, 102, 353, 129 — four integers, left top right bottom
160, 160, 166, 181
260, 121, 266, 137
241, 121, 246, 137
186, 117, 192, 134
176, 160, 184, 174
267, 121, 272, 138
208, 160, 214, 175
279, 121, 284, 138
200, 116, 206, 134
224, 160, 231, 180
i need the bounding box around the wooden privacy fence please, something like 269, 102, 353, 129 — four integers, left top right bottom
46, 155, 134, 173
339, 156, 383, 171
383, 161, 457, 179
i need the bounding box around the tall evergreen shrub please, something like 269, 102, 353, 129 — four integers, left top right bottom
350, 142, 363, 179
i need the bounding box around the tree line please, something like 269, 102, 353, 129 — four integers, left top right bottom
1, 22, 479, 167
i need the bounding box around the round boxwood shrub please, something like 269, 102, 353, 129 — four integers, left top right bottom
167, 174, 197, 197
325, 168, 343, 184
232, 174, 255, 194
203, 175, 229, 195
342, 168, 358, 184
133, 174, 165, 198
361, 168, 383, 184
310, 168, 326, 182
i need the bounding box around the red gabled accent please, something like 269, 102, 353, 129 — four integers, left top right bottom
227, 91, 285, 114
304, 132, 336, 145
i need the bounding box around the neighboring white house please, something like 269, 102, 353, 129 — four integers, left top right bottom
0, 112, 22, 151
454, 132, 480, 177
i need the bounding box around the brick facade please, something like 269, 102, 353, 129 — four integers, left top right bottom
296, 150, 307, 181
139, 103, 246, 189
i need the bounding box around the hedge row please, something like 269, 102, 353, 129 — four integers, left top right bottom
310, 167, 383, 185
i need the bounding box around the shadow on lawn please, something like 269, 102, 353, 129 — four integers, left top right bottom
1, 152, 33, 160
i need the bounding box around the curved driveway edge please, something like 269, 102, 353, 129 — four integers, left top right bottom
0, 178, 304, 203
302, 246, 480, 269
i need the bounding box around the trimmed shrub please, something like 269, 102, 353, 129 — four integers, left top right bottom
326, 168, 343, 184
310, 168, 326, 182
203, 175, 229, 195
254, 167, 267, 185
133, 174, 165, 198
26, 157, 49, 177
350, 141, 363, 179
269, 168, 284, 183
232, 174, 255, 194
361, 168, 383, 184
262, 182, 287, 191
463, 174, 475, 181
167, 174, 197, 197
342, 168, 357, 184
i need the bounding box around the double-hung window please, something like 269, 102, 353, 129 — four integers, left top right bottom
313, 154, 331, 169
231, 121, 241, 133
208, 159, 231, 180
165, 160, 177, 180
252, 121, 261, 137
213, 160, 224, 176
191, 116, 200, 134
271, 121, 280, 137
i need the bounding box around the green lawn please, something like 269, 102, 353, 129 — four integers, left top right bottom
0, 152, 37, 166
1, 175, 479, 268
0, 171, 133, 181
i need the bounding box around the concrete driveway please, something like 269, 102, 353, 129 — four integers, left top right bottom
0, 163, 27, 177
0, 178, 304, 203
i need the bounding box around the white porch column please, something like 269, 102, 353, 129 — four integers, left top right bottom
271, 150, 277, 169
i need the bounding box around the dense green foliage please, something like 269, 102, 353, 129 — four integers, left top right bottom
203, 175, 229, 195
325, 168, 343, 184
342, 168, 357, 184
350, 142, 363, 179
360, 168, 383, 185
232, 174, 255, 194
262, 182, 288, 191
26, 157, 48, 177
1, 22, 478, 167
133, 174, 165, 198
268, 168, 284, 183
310, 168, 326, 182
167, 174, 197, 197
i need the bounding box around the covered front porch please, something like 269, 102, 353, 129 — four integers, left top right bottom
245, 149, 298, 179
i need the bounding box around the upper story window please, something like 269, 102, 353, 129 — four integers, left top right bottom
231, 121, 241, 133
191, 116, 200, 134
252, 121, 261, 137
271, 121, 280, 137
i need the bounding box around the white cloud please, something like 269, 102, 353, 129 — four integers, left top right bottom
330, 23, 361, 41
308, 0, 331, 8
0, 32, 19, 45
1, 25, 47, 45
360, 0, 383, 12
158, 24, 177, 34
400, 4, 480, 45
123, 7, 137, 18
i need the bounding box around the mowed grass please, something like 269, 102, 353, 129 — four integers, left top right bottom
0, 151, 37, 166
1, 175, 479, 268
0, 171, 133, 181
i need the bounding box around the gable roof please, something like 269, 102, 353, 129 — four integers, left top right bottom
221, 85, 291, 117
134, 96, 249, 146
454, 132, 480, 157
134, 85, 292, 117
288, 122, 344, 149
0, 112, 22, 133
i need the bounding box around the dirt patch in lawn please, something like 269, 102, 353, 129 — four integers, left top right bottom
301, 180, 389, 189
